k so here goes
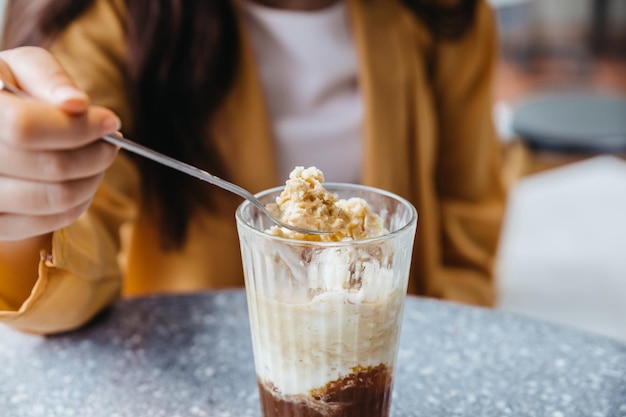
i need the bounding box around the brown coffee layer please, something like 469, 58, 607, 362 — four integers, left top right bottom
258, 364, 393, 417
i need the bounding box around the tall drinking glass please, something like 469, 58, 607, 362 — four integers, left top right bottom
236, 184, 418, 417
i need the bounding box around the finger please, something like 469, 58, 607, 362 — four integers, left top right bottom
0, 174, 104, 216
0, 200, 92, 241
0, 47, 88, 114
0, 94, 121, 150
0, 140, 119, 181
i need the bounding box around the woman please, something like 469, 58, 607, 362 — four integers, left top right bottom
0, 0, 506, 334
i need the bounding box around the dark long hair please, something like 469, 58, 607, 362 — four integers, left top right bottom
2, 0, 240, 249
2, 0, 478, 249
401, 0, 479, 39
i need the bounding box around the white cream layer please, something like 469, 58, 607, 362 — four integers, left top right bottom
246, 272, 404, 396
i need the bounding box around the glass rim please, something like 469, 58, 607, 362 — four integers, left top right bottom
235, 182, 418, 246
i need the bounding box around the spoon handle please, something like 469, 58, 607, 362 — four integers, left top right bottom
101, 134, 257, 203
101, 135, 328, 234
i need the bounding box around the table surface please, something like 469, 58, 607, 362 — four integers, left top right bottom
1, 290, 625, 417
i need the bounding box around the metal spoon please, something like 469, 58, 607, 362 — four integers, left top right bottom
0, 80, 330, 235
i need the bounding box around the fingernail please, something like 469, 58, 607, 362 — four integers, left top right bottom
54, 86, 87, 102
100, 116, 121, 135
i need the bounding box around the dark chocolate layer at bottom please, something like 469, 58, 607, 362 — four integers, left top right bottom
258, 364, 393, 417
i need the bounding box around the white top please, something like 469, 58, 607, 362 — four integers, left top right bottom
240, 0, 363, 183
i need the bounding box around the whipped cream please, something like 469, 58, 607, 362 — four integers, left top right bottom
265, 166, 386, 241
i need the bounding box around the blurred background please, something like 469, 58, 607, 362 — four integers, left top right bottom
0, 0, 624, 341
490, 0, 626, 342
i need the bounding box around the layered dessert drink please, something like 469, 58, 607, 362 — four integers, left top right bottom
236, 167, 417, 417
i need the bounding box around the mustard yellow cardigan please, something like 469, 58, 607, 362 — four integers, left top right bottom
0, 0, 507, 334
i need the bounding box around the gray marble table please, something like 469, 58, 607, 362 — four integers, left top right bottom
1, 290, 625, 417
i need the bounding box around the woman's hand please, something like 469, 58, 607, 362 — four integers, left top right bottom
0, 47, 121, 241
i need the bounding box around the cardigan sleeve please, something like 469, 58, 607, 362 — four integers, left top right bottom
0, 0, 139, 334
430, 0, 507, 306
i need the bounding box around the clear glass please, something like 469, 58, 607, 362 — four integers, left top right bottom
236, 183, 418, 417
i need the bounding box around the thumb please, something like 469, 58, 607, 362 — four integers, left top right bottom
0, 46, 89, 114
